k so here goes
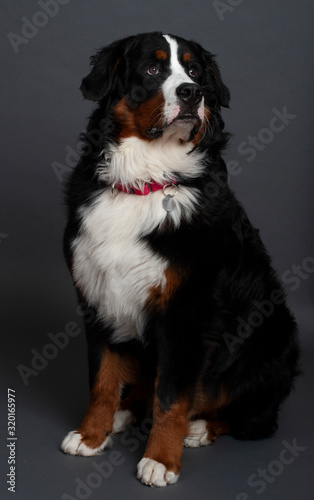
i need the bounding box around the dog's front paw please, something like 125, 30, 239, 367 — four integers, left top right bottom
137, 457, 179, 487
60, 431, 112, 456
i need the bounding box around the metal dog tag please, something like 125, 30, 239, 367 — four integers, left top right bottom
162, 194, 176, 212
162, 183, 178, 212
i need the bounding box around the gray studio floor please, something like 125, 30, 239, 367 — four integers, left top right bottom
2, 318, 313, 500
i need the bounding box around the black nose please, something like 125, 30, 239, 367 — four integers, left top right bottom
176, 83, 203, 105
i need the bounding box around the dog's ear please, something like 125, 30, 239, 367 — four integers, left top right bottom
80, 37, 134, 101
192, 42, 230, 108
207, 58, 230, 108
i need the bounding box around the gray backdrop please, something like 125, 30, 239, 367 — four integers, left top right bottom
1, 1, 313, 499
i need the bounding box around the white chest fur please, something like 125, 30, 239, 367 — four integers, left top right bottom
71, 186, 199, 342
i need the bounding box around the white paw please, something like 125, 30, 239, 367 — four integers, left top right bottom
60, 431, 112, 456
137, 457, 179, 487
113, 410, 135, 433
183, 419, 211, 448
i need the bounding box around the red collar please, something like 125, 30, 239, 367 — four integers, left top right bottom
113, 180, 176, 196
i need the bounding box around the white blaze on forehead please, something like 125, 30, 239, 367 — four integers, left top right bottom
162, 34, 204, 127
163, 35, 192, 84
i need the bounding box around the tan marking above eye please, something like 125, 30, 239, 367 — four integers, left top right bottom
155, 50, 167, 60
183, 52, 191, 62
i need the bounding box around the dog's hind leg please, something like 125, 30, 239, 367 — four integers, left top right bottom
183, 419, 231, 447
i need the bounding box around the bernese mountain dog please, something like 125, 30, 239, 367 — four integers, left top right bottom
61, 32, 299, 487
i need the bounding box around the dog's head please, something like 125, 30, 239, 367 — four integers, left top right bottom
80, 32, 230, 144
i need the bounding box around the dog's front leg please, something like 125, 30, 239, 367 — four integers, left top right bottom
137, 385, 190, 487
137, 319, 203, 487
61, 345, 137, 456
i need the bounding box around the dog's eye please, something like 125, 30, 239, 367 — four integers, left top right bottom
189, 68, 198, 78
147, 66, 159, 75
